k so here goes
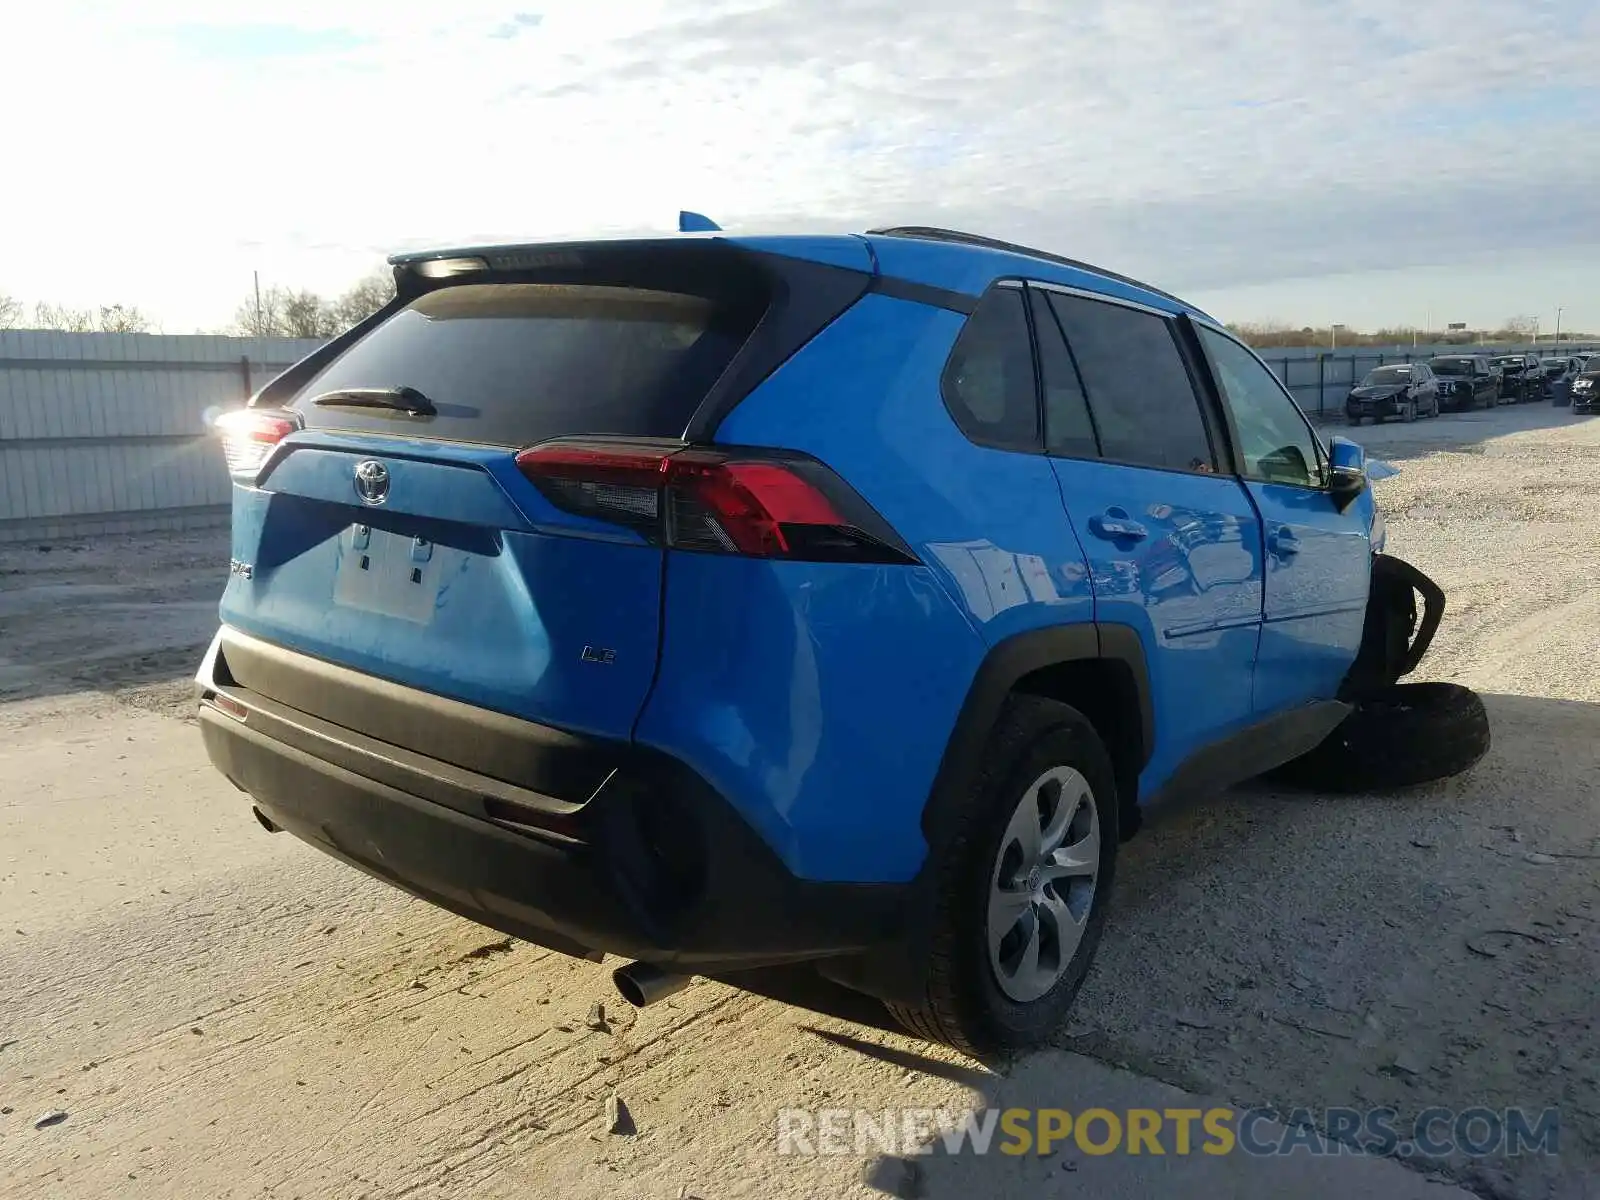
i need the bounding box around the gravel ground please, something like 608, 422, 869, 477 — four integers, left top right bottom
0, 405, 1595, 1199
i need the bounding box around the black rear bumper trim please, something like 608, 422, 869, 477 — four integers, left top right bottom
197, 635, 909, 972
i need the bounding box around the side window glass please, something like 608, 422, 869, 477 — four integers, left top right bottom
1198, 326, 1323, 488
1046, 293, 1215, 472
1028, 288, 1099, 459
940, 288, 1039, 450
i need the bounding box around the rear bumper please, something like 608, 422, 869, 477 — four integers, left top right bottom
195, 629, 908, 972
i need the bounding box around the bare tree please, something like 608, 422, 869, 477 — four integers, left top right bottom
331, 271, 395, 330
32, 302, 96, 332
234, 285, 285, 337
233, 270, 396, 339
0, 291, 20, 330
96, 304, 152, 333
279, 289, 341, 338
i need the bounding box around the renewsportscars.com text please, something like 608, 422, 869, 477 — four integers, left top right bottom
776, 1105, 1559, 1159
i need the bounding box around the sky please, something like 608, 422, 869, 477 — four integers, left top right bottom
2, 0, 1598, 334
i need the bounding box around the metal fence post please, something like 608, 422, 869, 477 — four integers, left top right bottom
240, 356, 252, 401
1317, 354, 1326, 416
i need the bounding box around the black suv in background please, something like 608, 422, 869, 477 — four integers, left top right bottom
1572, 360, 1600, 414
1346, 362, 1440, 424
1428, 355, 1498, 410
1492, 354, 1545, 402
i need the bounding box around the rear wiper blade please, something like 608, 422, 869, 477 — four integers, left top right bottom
309, 386, 436, 416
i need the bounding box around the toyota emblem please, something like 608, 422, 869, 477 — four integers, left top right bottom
353, 459, 390, 505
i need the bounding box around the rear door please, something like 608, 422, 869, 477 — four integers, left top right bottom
1192, 323, 1370, 716
217, 247, 839, 741
1031, 285, 1265, 793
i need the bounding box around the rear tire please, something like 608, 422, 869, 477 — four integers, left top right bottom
886, 696, 1118, 1056
1267, 682, 1490, 792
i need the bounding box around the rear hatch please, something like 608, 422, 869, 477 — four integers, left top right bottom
214, 239, 872, 748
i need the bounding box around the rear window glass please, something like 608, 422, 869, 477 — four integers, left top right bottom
294, 282, 759, 445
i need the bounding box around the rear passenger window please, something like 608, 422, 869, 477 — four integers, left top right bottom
1028, 289, 1099, 459
1046, 292, 1215, 473
941, 288, 1039, 451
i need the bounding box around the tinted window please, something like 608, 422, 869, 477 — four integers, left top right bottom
1200, 327, 1322, 488
1028, 289, 1099, 459
296, 282, 758, 445
1046, 293, 1214, 472
1363, 366, 1413, 385
941, 288, 1039, 450
1429, 359, 1471, 376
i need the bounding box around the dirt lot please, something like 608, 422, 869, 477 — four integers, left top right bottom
2, 405, 1597, 1199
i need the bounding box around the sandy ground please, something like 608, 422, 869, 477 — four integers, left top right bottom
2, 405, 1597, 1199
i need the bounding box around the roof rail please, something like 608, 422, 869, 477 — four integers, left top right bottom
864, 226, 1192, 310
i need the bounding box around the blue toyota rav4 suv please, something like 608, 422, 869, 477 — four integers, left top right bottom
199, 226, 1413, 1054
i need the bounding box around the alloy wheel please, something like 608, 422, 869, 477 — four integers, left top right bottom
986, 766, 1101, 1003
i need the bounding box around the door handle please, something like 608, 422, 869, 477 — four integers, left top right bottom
1089, 509, 1149, 541
1270, 527, 1301, 558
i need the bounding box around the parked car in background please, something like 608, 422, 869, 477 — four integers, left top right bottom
1572, 360, 1600, 414
1540, 357, 1576, 385
1541, 358, 1577, 407
1492, 354, 1544, 402
1428, 355, 1498, 410
1346, 362, 1440, 424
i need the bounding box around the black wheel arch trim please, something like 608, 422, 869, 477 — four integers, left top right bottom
920, 621, 1154, 844
830, 620, 1152, 1010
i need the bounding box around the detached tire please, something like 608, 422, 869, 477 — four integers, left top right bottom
1270, 682, 1489, 792
886, 696, 1119, 1057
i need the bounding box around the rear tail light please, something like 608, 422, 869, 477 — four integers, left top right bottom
214, 408, 301, 481
515, 439, 918, 564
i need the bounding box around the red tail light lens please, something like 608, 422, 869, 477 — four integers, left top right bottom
515, 441, 916, 564
214, 408, 301, 481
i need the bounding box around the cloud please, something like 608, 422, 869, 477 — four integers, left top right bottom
2, 0, 1598, 328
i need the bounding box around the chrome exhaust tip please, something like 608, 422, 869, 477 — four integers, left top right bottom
612, 961, 690, 1007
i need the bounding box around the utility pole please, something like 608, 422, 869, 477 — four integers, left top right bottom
1556, 306, 1564, 346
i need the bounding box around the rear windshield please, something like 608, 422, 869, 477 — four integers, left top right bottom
293, 282, 762, 445
1429, 359, 1474, 375
1362, 367, 1412, 385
